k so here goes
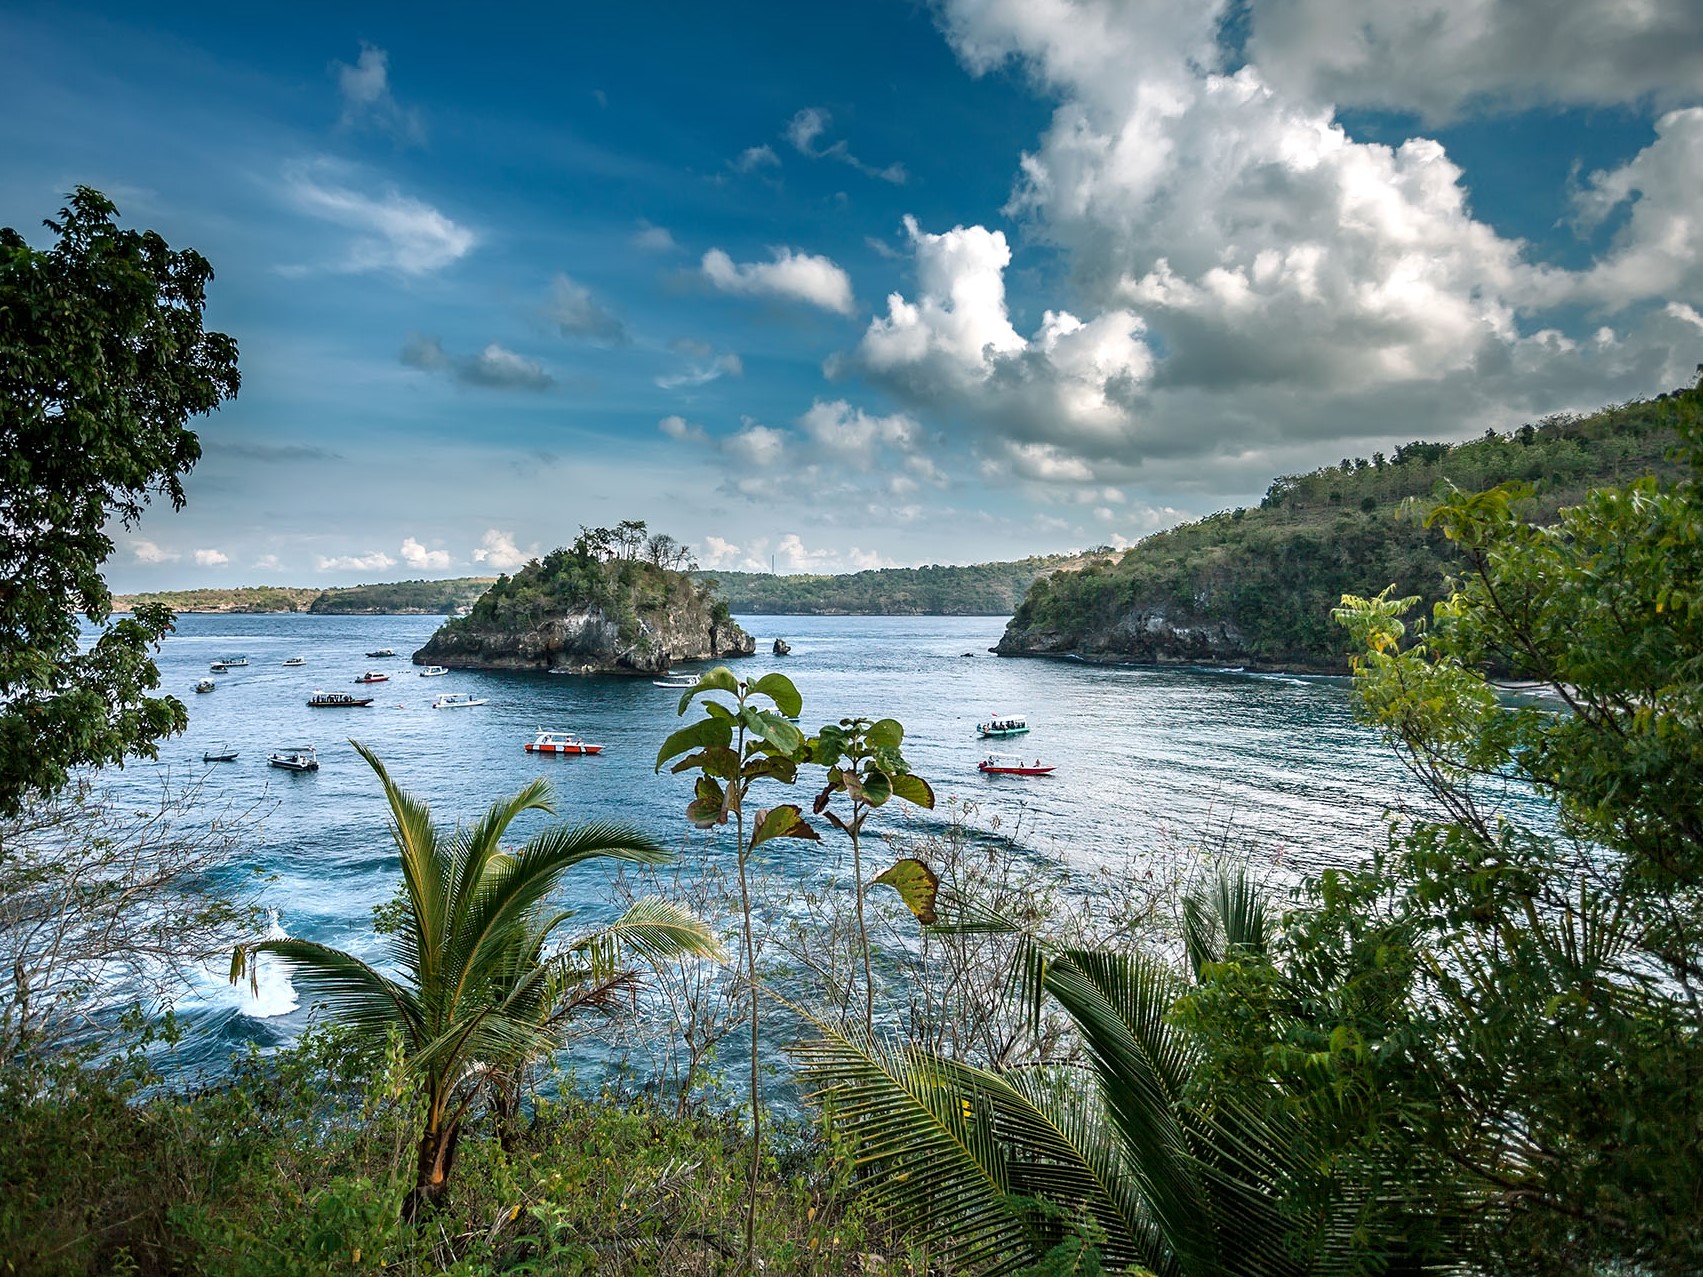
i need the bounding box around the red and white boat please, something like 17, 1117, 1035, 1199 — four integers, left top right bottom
978, 753, 1055, 777
354, 671, 391, 684
525, 729, 604, 756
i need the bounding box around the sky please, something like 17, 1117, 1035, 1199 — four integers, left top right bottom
4, 0, 1702, 589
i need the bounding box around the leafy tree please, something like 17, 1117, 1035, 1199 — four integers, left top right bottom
1165, 375, 1703, 1274
232, 743, 717, 1213
0, 187, 239, 814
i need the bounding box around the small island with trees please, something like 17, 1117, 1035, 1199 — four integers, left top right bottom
411, 520, 754, 675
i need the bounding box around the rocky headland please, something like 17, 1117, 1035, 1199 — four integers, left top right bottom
412, 528, 753, 676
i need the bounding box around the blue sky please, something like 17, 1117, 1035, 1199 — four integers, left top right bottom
4, 0, 1701, 588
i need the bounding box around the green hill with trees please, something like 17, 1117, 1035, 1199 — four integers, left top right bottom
701, 555, 1071, 615
998, 389, 1696, 671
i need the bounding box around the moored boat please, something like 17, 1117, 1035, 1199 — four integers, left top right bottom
419, 665, 449, 677
308, 691, 374, 708
366, 648, 397, 658
524, 729, 604, 756
652, 676, 696, 689
354, 671, 390, 684
978, 753, 1054, 776
976, 714, 1030, 738
282, 656, 306, 667
203, 745, 239, 762
432, 692, 488, 709
208, 662, 229, 673
195, 677, 215, 694
268, 746, 319, 772
219, 656, 249, 668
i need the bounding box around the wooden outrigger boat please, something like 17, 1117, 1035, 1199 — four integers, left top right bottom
978, 753, 1055, 777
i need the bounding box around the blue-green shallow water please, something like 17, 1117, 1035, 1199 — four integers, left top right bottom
94, 612, 1456, 1079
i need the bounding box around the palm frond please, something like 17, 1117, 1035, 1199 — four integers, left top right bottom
353, 739, 448, 977
577, 895, 723, 965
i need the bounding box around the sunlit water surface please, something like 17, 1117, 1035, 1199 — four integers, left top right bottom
90, 612, 1475, 1081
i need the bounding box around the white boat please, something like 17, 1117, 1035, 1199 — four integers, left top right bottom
524, 729, 604, 755
219, 656, 250, 668
194, 677, 215, 694
282, 656, 306, 667
267, 746, 319, 772
208, 662, 229, 673
419, 665, 449, 677
432, 692, 488, 709
977, 714, 1030, 738
652, 676, 697, 689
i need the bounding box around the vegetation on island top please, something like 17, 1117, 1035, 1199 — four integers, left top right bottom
7, 186, 1703, 1276
1004, 389, 1696, 669
112, 578, 498, 616
699, 556, 1073, 615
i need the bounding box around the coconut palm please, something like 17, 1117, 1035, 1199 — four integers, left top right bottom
797, 868, 1372, 1276
232, 741, 719, 1211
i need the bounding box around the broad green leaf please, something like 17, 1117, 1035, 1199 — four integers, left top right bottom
859, 766, 893, 807
748, 671, 803, 717
866, 718, 904, 748
686, 775, 726, 827
676, 666, 740, 715
742, 706, 804, 754
667, 745, 740, 780
741, 755, 799, 785
749, 804, 821, 849
872, 857, 940, 925
655, 717, 733, 771
889, 772, 936, 809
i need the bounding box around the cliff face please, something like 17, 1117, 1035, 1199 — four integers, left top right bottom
996, 603, 1253, 667
415, 600, 752, 675
412, 547, 754, 675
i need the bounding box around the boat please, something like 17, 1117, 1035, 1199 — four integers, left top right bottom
978, 753, 1055, 777
208, 662, 229, 673
194, 677, 215, 694
282, 656, 306, 667
202, 745, 239, 763
652, 676, 697, 689
976, 715, 1030, 738
308, 691, 374, 708
366, 648, 396, 658
772, 637, 791, 656
354, 671, 391, 684
268, 746, 319, 772
524, 729, 604, 756
419, 665, 449, 677
219, 656, 249, 668
432, 692, 488, 709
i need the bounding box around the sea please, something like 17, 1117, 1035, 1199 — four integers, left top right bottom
84, 611, 1468, 1082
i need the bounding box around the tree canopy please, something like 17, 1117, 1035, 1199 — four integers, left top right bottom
0, 187, 239, 814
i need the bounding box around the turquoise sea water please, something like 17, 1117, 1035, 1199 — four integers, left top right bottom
96, 611, 1446, 1077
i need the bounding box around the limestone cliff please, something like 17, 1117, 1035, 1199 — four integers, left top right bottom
412, 543, 753, 675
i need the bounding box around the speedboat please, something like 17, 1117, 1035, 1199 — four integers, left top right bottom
524, 729, 604, 756
308, 691, 374, 708
219, 656, 249, 668
208, 662, 229, 673
194, 677, 215, 694
978, 753, 1054, 776
419, 665, 449, 677
976, 715, 1030, 738
365, 648, 396, 658
354, 671, 390, 684
652, 676, 697, 689
268, 746, 319, 772
282, 656, 306, 667
432, 692, 488, 709
203, 745, 239, 763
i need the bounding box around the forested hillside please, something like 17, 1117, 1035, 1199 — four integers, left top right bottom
702, 556, 1071, 614
1000, 391, 1696, 670
306, 577, 495, 614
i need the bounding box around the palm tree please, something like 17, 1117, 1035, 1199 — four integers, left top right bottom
232, 741, 719, 1212
797, 868, 1383, 1275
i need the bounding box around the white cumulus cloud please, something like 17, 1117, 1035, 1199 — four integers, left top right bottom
132, 540, 177, 564
285, 161, 474, 275
400, 537, 452, 570
316, 551, 396, 572
193, 548, 229, 567
471, 529, 529, 571
659, 414, 709, 443
702, 247, 856, 315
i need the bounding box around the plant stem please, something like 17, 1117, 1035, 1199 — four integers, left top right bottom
734, 724, 760, 1272
851, 801, 873, 1034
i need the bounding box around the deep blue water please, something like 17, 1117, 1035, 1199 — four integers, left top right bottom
96, 612, 1447, 1075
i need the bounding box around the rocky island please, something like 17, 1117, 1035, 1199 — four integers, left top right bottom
997, 392, 1692, 672
412, 523, 754, 675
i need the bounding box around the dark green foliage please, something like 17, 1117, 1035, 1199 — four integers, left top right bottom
1006, 394, 1693, 669
0, 188, 239, 813
704, 556, 1071, 615
0, 1027, 888, 1277
307, 578, 496, 614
